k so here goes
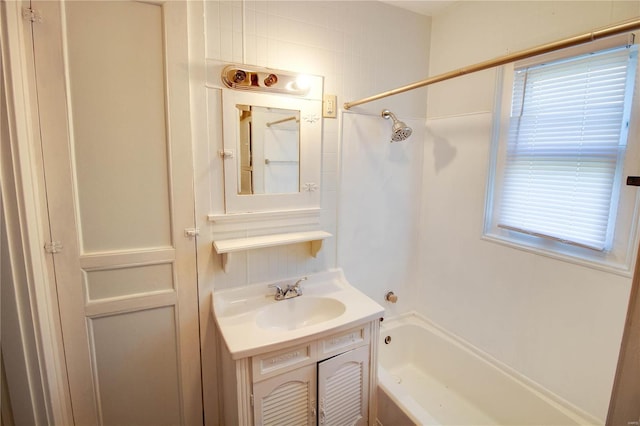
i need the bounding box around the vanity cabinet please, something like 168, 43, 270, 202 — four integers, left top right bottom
218, 321, 379, 426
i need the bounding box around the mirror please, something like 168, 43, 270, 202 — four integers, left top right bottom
236, 104, 301, 195
220, 73, 323, 215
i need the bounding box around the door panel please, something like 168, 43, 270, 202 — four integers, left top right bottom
65, 1, 172, 253
85, 263, 174, 301
30, 1, 201, 424
90, 307, 181, 426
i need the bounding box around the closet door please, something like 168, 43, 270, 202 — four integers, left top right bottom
30, 1, 201, 424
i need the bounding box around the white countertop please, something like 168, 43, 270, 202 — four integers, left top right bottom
212, 268, 384, 359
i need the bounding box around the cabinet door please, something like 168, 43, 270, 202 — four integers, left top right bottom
253, 364, 317, 426
318, 345, 370, 426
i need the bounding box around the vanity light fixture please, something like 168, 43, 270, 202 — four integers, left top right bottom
263, 73, 278, 87
288, 74, 311, 92
221, 64, 311, 96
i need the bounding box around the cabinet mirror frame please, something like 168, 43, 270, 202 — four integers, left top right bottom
221, 89, 322, 214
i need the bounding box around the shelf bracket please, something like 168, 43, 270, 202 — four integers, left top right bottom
310, 239, 323, 257
220, 253, 229, 273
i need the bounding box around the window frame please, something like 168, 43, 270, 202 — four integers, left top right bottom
484, 34, 640, 276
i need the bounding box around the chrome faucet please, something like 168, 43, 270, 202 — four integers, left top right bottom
286, 277, 307, 298
268, 277, 307, 301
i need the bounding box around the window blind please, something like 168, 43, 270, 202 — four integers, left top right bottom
499, 45, 638, 251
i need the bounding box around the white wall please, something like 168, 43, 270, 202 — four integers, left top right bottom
420, 1, 640, 420
197, 2, 431, 423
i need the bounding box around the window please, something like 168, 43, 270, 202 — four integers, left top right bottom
485, 36, 639, 273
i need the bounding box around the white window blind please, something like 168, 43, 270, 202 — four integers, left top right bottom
498, 45, 638, 251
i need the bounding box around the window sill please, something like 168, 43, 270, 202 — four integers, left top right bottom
481, 232, 634, 278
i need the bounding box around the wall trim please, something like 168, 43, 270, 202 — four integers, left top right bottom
0, 2, 73, 424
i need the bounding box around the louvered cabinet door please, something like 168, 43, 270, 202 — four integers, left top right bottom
253, 364, 317, 426
318, 345, 370, 426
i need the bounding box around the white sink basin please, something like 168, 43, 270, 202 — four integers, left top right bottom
212, 269, 384, 359
256, 297, 346, 331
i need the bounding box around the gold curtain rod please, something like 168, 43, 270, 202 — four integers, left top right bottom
343, 18, 640, 110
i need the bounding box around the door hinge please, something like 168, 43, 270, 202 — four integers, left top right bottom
22, 7, 43, 23
184, 227, 200, 238
250, 393, 254, 407
44, 241, 63, 254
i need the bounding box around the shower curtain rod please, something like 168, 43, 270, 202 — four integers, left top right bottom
266, 116, 299, 127
343, 18, 640, 110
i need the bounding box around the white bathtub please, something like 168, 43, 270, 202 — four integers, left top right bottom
377, 314, 601, 426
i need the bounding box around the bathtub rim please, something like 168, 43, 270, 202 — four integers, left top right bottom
378, 312, 602, 426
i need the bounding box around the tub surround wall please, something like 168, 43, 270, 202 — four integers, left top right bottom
420, 1, 640, 419
197, 2, 431, 423
338, 112, 425, 321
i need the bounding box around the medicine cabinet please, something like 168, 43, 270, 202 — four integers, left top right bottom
219, 66, 323, 215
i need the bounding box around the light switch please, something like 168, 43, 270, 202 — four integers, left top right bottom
323, 94, 337, 118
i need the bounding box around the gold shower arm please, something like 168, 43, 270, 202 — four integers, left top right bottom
343, 18, 640, 110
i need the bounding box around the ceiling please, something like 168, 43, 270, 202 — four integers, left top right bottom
380, 0, 456, 16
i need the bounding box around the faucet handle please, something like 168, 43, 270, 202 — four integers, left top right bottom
292, 277, 307, 295
268, 283, 285, 300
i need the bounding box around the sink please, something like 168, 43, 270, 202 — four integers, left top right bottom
256, 297, 346, 331
212, 269, 384, 358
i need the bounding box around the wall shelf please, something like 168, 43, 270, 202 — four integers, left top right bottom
212, 231, 332, 273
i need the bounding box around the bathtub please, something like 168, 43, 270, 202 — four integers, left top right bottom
377, 314, 600, 426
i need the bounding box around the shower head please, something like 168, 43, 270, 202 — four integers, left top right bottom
381, 110, 412, 142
